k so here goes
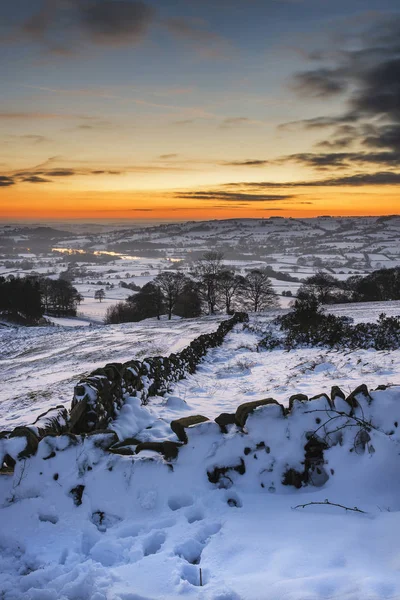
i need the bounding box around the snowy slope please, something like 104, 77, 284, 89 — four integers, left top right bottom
0, 317, 222, 430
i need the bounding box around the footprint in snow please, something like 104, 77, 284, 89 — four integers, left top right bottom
168, 494, 194, 511
185, 507, 204, 524
175, 538, 205, 565
180, 563, 209, 587
142, 530, 166, 556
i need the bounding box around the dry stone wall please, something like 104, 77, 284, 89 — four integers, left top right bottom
0, 313, 248, 469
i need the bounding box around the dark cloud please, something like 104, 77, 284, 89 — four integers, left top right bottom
21, 175, 52, 183
18, 0, 155, 51
292, 68, 347, 98
175, 191, 295, 201
80, 1, 155, 45
0, 176, 15, 187
225, 171, 400, 188
45, 168, 75, 177
280, 151, 400, 169
223, 159, 269, 167
91, 170, 121, 174
159, 154, 179, 159
285, 14, 400, 160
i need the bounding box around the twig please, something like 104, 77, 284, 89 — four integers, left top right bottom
292, 499, 366, 513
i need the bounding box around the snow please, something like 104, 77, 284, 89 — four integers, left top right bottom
0, 316, 222, 429
1, 303, 400, 598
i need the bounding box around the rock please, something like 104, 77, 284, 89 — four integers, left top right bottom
330, 386, 346, 403
215, 412, 236, 433
288, 394, 309, 412
110, 436, 141, 449
170, 415, 210, 443
87, 430, 118, 449
346, 384, 372, 408
282, 468, 304, 489
69, 485, 85, 506
207, 458, 246, 486
108, 447, 135, 456
308, 393, 333, 409
135, 441, 181, 461
31, 405, 69, 437
9, 427, 39, 459
235, 399, 281, 428
69, 396, 89, 434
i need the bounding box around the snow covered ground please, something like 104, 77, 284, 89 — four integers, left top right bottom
1, 303, 400, 599
0, 316, 222, 430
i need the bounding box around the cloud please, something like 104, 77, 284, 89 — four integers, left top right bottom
45, 168, 76, 177
291, 68, 347, 98
279, 151, 400, 169
159, 154, 179, 160
174, 191, 295, 201
21, 175, 52, 183
80, 1, 155, 45
0, 176, 15, 187
223, 159, 269, 167
225, 171, 400, 188
284, 14, 400, 159
91, 170, 121, 175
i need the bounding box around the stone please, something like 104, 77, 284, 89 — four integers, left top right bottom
214, 412, 236, 433
170, 415, 210, 443
288, 394, 308, 412
235, 399, 281, 428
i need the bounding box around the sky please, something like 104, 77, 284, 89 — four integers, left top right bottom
0, 0, 399, 221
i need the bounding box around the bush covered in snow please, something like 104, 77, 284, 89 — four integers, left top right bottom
259, 298, 400, 351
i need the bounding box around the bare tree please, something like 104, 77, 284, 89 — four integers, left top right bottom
218, 269, 245, 314
244, 269, 278, 312
94, 289, 105, 303
154, 271, 187, 319
193, 251, 224, 315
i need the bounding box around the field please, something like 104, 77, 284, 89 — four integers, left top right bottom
1, 216, 400, 321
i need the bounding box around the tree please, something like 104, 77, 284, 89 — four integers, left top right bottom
174, 280, 202, 318
193, 251, 224, 315
243, 269, 278, 312
218, 270, 245, 314
301, 271, 340, 304
94, 289, 106, 303
154, 271, 187, 320
127, 282, 164, 320
0, 276, 43, 323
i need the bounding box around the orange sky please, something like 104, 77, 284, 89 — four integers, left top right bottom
1, 185, 399, 221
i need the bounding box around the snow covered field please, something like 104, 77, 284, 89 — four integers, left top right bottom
0, 317, 222, 429
1, 302, 400, 599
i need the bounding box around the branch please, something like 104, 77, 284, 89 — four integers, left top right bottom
292, 499, 366, 514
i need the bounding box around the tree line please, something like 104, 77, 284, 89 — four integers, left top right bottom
297, 267, 400, 306
105, 251, 278, 324
0, 275, 81, 323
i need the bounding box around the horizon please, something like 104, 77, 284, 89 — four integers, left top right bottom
1, 0, 399, 219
